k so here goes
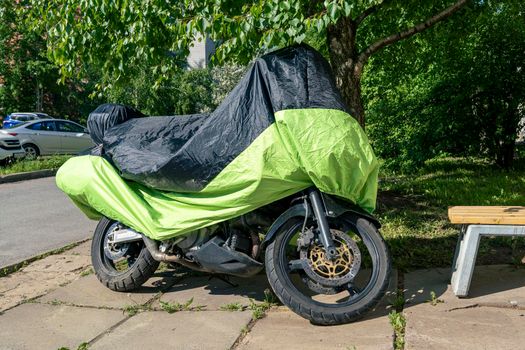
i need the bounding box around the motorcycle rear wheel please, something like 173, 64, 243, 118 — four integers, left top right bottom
91, 217, 159, 292
265, 214, 391, 325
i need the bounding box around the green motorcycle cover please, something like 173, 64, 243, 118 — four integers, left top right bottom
56, 46, 379, 240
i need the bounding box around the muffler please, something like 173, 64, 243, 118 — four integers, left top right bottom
110, 228, 143, 244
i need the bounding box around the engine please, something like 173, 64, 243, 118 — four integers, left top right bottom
157, 219, 263, 277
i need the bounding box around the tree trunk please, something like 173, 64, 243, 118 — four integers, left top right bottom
496, 141, 515, 168
327, 18, 366, 128
325, 0, 469, 129
35, 81, 43, 112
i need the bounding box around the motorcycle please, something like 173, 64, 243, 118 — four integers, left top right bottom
91, 187, 390, 325
59, 44, 391, 325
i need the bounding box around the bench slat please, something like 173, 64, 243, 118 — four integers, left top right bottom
448, 206, 525, 225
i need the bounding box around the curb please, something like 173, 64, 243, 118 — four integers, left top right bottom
0, 169, 57, 184
0, 237, 90, 278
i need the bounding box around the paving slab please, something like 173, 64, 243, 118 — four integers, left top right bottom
21, 254, 90, 273
458, 265, 525, 308
238, 309, 393, 350
0, 271, 78, 312
0, 303, 126, 350
405, 303, 525, 350
404, 265, 525, 350
154, 274, 271, 310
404, 267, 452, 307
64, 240, 92, 256
91, 310, 252, 350
39, 273, 179, 309
404, 265, 525, 310
0, 254, 92, 312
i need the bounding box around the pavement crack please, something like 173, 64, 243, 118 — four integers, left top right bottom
40, 300, 122, 311
441, 302, 525, 313
0, 285, 20, 294
470, 302, 525, 311
87, 314, 134, 347
229, 316, 260, 349
390, 270, 406, 350
445, 304, 480, 312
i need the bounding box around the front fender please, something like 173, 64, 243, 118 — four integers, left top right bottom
322, 194, 381, 228
262, 193, 381, 247
262, 202, 310, 248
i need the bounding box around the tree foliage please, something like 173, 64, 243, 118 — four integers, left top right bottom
105, 64, 215, 116
365, 0, 525, 169
27, 0, 469, 125
0, 0, 101, 120
103, 62, 246, 116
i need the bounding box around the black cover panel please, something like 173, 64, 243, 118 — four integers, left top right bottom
98, 44, 348, 192
87, 104, 146, 144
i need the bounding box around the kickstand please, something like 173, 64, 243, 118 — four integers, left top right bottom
208, 274, 238, 288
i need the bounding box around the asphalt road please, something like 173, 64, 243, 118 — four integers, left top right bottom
0, 177, 97, 268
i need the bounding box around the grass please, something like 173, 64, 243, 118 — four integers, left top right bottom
240, 326, 249, 336
57, 342, 89, 350
378, 157, 525, 270
0, 155, 71, 175
248, 289, 278, 319
123, 304, 151, 316
158, 298, 205, 313
390, 289, 405, 311
79, 268, 94, 277
77, 343, 89, 350
389, 311, 406, 350
428, 291, 444, 306
219, 302, 246, 311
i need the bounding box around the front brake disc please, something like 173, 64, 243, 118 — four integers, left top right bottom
299, 229, 361, 288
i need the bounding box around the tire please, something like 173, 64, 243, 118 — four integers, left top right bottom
23, 144, 40, 159
265, 215, 391, 325
91, 217, 159, 292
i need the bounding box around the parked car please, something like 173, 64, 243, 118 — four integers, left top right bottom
0, 119, 94, 157
2, 112, 51, 129
0, 133, 26, 163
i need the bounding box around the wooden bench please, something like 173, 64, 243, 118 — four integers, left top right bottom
448, 206, 525, 297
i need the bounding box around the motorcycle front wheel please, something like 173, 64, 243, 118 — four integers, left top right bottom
265, 214, 391, 325
91, 217, 159, 292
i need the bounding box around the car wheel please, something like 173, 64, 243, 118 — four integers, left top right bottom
23, 144, 40, 159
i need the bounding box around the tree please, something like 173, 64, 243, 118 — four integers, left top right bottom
27, 0, 470, 127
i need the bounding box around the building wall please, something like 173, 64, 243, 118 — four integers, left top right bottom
187, 36, 216, 69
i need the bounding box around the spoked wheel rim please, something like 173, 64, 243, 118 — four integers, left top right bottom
99, 222, 144, 275
278, 218, 381, 308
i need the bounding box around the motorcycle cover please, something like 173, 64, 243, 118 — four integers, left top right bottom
56, 44, 379, 241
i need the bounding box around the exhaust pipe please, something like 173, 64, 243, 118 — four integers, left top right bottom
141, 234, 210, 272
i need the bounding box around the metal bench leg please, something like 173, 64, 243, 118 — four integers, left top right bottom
451, 225, 481, 297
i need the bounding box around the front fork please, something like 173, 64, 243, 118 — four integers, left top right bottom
305, 188, 338, 260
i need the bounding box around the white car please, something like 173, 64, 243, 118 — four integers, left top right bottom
1, 119, 95, 158
0, 133, 26, 162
